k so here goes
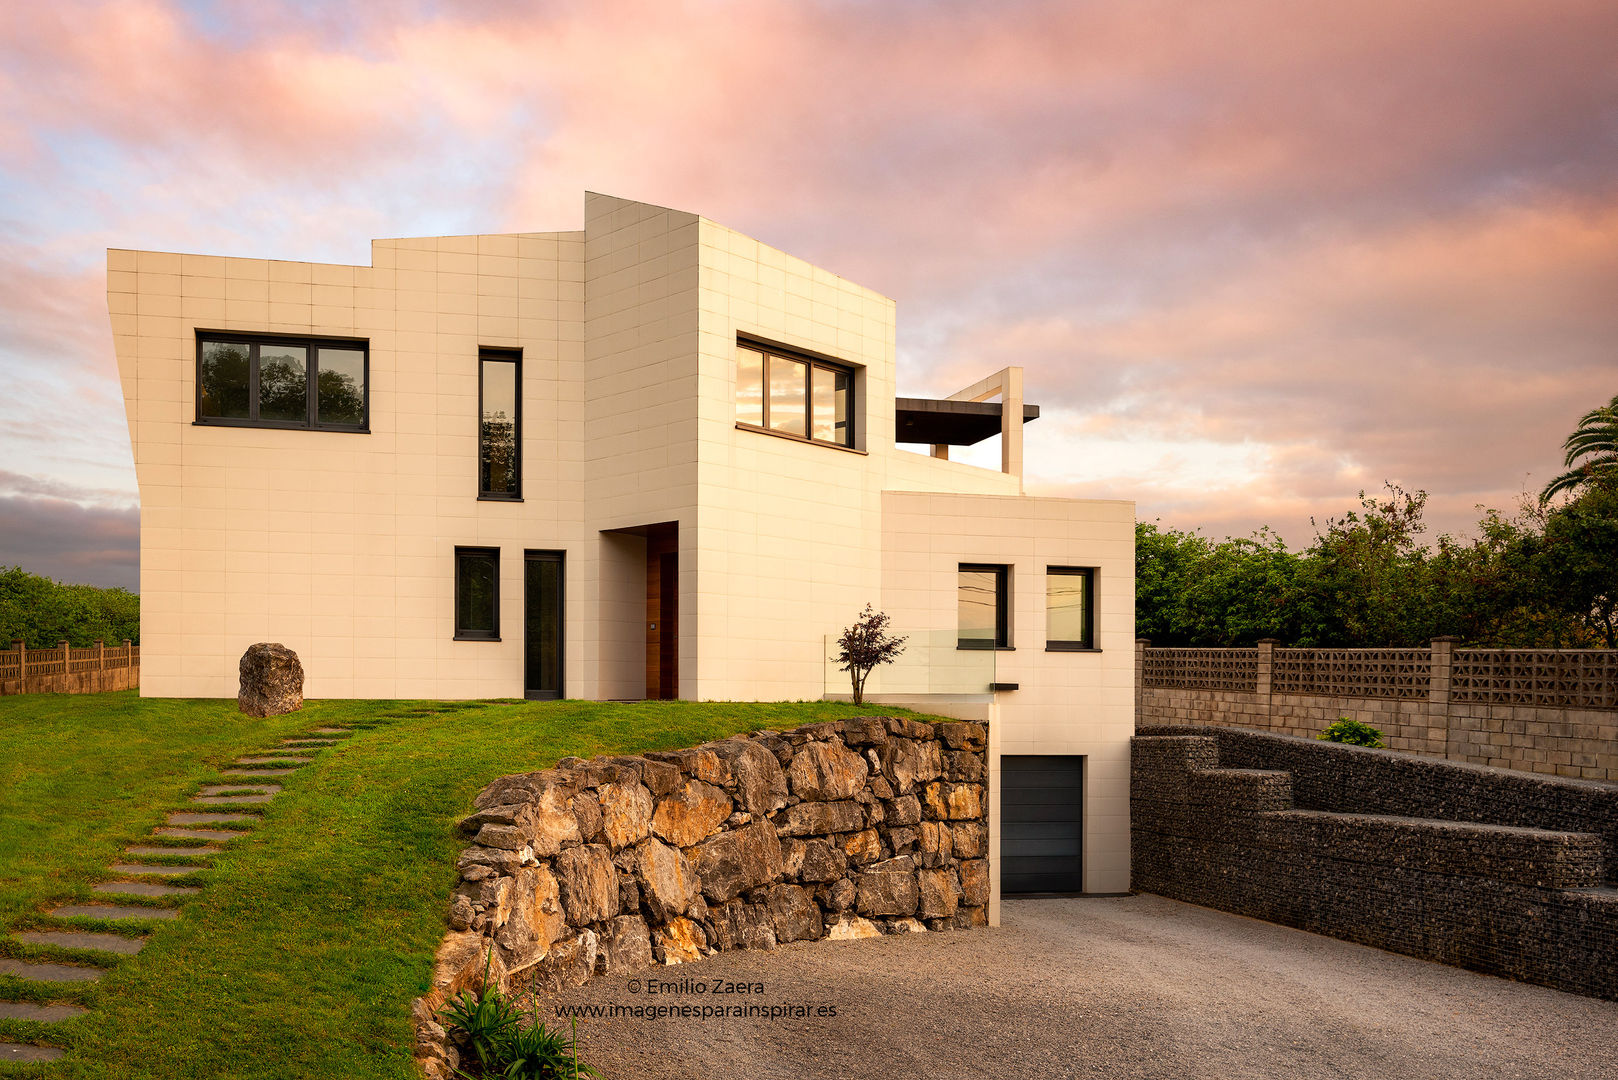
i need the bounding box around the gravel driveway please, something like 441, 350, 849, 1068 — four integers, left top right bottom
543, 894, 1617, 1080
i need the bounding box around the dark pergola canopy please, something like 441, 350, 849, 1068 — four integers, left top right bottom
894, 397, 1041, 446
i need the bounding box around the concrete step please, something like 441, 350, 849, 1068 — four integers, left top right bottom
197, 784, 278, 797
0, 958, 100, 983
13, 931, 144, 955
152, 827, 237, 841
0, 1002, 88, 1023
93, 882, 198, 899
1, 1043, 64, 1063
107, 864, 197, 877
191, 793, 275, 805
49, 904, 178, 922
219, 768, 295, 777
125, 845, 219, 858
234, 756, 310, 765
166, 812, 253, 826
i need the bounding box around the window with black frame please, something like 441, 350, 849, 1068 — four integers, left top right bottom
454, 547, 500, 641
959, 563, 1010, 649
1046, 567, 1096, 650
479, 349, 521, 500
196, 332, 367, 430
735, 340, 853, 448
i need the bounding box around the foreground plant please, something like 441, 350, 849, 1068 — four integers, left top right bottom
441, 945, 520, 1074
443, 944, 599, 1079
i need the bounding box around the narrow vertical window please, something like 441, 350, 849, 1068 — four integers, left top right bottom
1046, 567, 1095, 650
479, 349, 521, 500
454, 547, 500, 640
959, 563, 1010, 649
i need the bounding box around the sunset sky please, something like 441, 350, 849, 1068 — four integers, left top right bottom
2, 0, 1614, 590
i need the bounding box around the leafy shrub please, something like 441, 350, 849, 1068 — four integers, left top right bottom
1318, 717, 1385, 747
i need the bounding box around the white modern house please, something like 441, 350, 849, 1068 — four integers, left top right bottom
109, 192, 1136, 898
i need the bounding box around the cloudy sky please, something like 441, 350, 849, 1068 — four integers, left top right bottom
2, 0, 1614, 590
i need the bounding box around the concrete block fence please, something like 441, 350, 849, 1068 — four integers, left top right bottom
1136, 638, 1618, 782
0, 640, 139, 696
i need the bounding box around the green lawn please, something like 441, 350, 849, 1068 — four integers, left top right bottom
0, 692, 936, 1078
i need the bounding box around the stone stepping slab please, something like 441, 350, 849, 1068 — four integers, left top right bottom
283, 737, 338, 745
191, 793, 275, 805
1, 1043, 64, 1063
152, 827, 238, 841
219, 768, 295, 777
108, 864, 198, 877
93, 882, 198, 899
126, 845, 220, 858
13, 931, 144, 955
198, 784, 279, 797
0, 1002, 88, 1023
51, 904, 179, 922
0, 958, 100, 983
234, 756, 310, 765
309, 727, 350, 734
166, 812, 254, 826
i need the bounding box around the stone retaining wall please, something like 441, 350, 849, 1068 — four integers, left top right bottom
412, 716, 989, 1078
1133, 725, 1618, 1000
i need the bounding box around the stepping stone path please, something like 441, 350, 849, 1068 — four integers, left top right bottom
152, 827, 238, 841
15, 931, 144, 955
0, 724, 353, 1064
126, 845, 220, 858
0, 959, 100, 983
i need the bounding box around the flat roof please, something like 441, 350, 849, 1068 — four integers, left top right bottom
894, 398, 1041, 446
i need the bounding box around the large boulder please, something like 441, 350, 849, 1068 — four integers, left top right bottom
237, 643, 303, 717
634, 838, 702, 923
651, 780, 732, 848
709, 740, 789, 816
597, 781, 654, 849
494, 865, 565, 969
763, 883, 823, 943
775, 800, 865, 837
787, 741, 869, 802
687, 821, 783, 903
554, 845, 618, 925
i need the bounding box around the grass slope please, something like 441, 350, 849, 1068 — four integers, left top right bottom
0, 693, 934, 1078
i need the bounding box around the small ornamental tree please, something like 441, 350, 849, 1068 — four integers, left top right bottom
833, 604, 907, 705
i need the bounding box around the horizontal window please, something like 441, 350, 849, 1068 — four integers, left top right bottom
736, 340, 854, 448
196, 332, 368, 431
1047, 567, 1096, 649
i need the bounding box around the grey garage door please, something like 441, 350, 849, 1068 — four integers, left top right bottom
1001, 755, 1084, 894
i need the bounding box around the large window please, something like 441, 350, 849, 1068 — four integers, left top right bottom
454, 547, 500, 641
196, 332, 367, 431
479, 349, 521, 500
959, 563, 1010, 650
736, 340, 853, 448
1046, 567, 1096, 650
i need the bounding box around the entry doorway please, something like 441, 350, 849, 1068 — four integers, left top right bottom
1001, 755, 1084, 894
645, 524, 678, 699
524, 550, 564, 700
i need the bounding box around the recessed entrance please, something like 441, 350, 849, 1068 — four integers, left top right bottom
523, 550, 564, 700
1001, 755, 1084, 894
645, 524, 678, 699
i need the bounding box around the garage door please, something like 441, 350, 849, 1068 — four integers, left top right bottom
1001, 755, 1084, 894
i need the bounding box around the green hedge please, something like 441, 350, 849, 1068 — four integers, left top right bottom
0, 565, 139, 648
